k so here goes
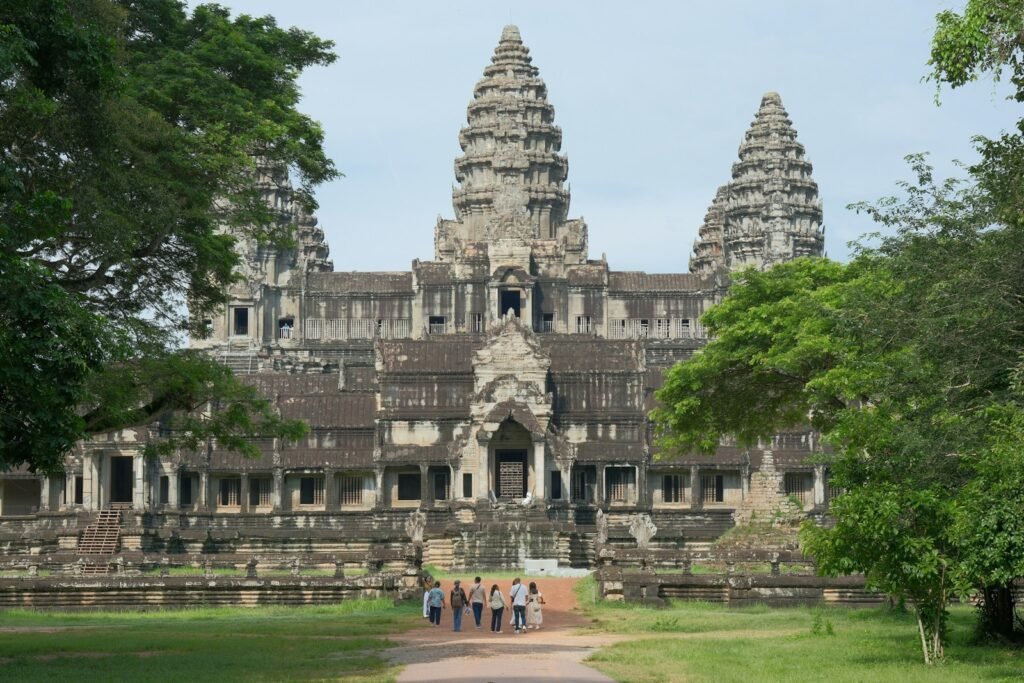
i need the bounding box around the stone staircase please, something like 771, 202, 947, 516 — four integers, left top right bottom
217, 351, 259, 374
75, 509, 122, 574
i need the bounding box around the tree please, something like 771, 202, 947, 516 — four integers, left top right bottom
0, 0, 336, 472
652, 156, 1024, 660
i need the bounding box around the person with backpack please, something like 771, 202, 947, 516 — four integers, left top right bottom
450, 579, 469, 632
468, 576, 486, 629
509, 577, 527, 634
489, 583, 506, 633
426, 580, 445, 627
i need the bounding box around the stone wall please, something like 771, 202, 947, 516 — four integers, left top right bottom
0, 572, 413, 610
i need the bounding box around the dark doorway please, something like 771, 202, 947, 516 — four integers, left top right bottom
499, 290, 521, 318
110, 456, 133, 503
495, 450, 527, 499
233, 307, 249, 336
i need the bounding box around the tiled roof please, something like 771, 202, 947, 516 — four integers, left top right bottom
306, 272, 413, 294
378, 340, 477, 373
607, 272, 707, 292
277, 394, 376, 428
541, 337, 643, 372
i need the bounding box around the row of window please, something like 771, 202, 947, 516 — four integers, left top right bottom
229, 309, 701, 339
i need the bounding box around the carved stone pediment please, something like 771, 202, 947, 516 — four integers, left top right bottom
472, 314, 550, 397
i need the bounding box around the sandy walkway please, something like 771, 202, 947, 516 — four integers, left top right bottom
390, 577, 621, 682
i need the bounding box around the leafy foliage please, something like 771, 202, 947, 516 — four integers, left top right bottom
0, 0, 334, 471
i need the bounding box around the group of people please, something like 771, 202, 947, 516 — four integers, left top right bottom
423, 576, 545, 634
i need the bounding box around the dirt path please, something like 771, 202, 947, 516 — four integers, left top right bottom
389, 577, 623, 682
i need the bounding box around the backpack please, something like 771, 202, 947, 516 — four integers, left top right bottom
451, 588, 465, 609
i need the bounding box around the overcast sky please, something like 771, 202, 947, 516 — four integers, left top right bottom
198, 1, 1016, 273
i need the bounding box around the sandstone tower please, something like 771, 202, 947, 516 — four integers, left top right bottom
690, 92, 824, 275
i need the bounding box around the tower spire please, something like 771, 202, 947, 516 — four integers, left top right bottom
450, 25, 569, 240
694, 92, 824, 273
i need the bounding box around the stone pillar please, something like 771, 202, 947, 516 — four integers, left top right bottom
324, 467, 336, 511
741, 463, 751, 501
240, 473, 250, 514
690, 465, 702, 509
198, 469, 209, 511
64, 475, 74, 510
532, 441, 545, 500
813, 465, 825, 508
419, 464, 430, 508
133, 455, 145, 510
636, 464, 647, 507
38, 476, 50, 512
595, 466, 606, 507
559, 465, 570, 502
272, 468, 283, 511
373, 468, 384, 509
167, 468, 179, 510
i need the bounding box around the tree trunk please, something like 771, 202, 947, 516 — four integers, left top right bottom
979, 583, 1020, 641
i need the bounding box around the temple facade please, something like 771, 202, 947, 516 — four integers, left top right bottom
0, 26, 831, 569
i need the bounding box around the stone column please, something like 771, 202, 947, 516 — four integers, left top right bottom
240, 473, 250, 514
690, 465, 702, 509
133, 455, 145, 510
198, 469, 209, 511
324, 467, 336, 511
38, 476, 50, 512
168, 468, 179, 510
635, 464, 647, 508
373, 468, 384, 509
64, 475, 74, 510
532, 441, 545, 500
595, 466, 606, 507
813, 465, 826, 508
419, 464, 430, 508
272, 468, 284, 511
741, 463, 751, 501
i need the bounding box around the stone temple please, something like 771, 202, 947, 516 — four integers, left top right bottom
0, 26, 833, 569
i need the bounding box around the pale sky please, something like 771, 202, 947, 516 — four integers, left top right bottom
198, 1, 1017, 272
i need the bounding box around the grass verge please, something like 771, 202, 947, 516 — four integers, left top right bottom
0, 599, 420, 682
573, 578, 1022, 682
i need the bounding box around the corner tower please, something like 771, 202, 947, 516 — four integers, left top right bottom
689, 92, 824, 274
435, 25, 587, 269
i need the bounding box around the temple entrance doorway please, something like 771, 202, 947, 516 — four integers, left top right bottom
489, 418, 533, 500
499, 290, 521, 318
495, 450, 527, 499
110, 456, 133, 504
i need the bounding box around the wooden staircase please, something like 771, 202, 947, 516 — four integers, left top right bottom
75, 509, 122, 574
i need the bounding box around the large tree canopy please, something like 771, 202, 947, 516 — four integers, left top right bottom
0, 0, 336, 472
654, 0, 1024, 662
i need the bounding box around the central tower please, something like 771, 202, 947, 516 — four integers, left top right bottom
434, 25, 588, 270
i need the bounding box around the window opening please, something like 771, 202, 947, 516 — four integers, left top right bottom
219, 478, 241, 506
397, 472, 421, 501
663, 474, 686, 503
701, 474, 725, 503
550, 471, 562, 499
340, 475, 363, 506
299, 476, 324, 506
249, 478, 272, 506
233, 307, 249, 336
428, 315, 447, 334
462, 473, 473, 498
433, 470, 450, 501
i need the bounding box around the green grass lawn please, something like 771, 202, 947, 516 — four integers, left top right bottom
574, 578, 1023, 682
0, 599, 419, 682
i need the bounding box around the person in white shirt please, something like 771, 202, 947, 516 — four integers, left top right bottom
509, 577, 528, 633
